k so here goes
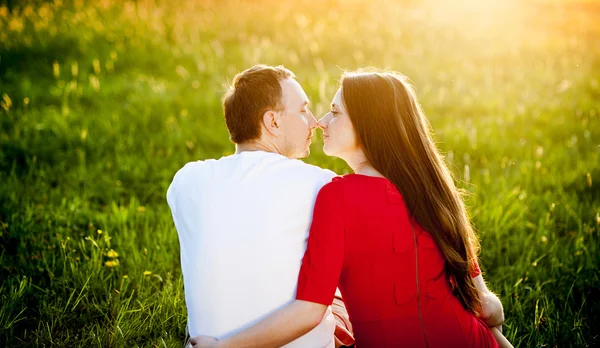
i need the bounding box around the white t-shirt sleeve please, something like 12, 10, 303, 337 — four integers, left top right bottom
311, 167, 337, 192
166, 161, 200, 216
166, 180, 177, 216
320, 168, 337, 185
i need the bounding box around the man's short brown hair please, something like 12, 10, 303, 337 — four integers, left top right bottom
222, 64, 295, 144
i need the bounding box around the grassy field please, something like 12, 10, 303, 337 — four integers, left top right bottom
1, 0, 599, 346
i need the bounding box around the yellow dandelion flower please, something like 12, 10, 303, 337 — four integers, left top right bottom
0, 6, 8, 18
122, 275, 128, 279
2, 94, 12, 107
89, 75, 100, 91
143, 271, 152, 276
1, 94, 12, 111
52, 61, 60, 78
8, 18, 24, 32
71, 62, 78, 77
107, 249, 119, 258
105, 260, 119, 267
38, 5, 50, 18
97, 229, 103, 234
92, 58, 101, 74
23, 5, 33, 17
24, 97, 30, 105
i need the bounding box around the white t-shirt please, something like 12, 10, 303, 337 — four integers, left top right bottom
167, 151, 337, 347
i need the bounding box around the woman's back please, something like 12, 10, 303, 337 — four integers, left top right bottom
297, 174, 497, 347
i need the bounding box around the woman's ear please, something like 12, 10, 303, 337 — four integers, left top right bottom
262, 110, 282, 136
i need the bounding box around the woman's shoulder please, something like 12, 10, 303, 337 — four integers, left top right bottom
329, 173, 389, 183
317, 176, 346, 196
319, 174, 393, 204
319, 174, 364, 193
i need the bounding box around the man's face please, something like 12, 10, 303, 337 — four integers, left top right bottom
278, 78, 318, 159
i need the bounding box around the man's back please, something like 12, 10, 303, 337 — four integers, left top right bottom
167, 151, 336, 347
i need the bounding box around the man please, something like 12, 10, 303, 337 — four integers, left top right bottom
167, 65, 354, 347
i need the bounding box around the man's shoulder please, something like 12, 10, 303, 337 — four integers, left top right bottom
173, 159, 204, 179
170, 158, 220, 185
285, 160, 336, 182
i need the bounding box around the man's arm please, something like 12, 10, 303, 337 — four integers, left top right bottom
191, 300, 327, 348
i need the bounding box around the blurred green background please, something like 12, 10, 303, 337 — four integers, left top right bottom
1, 0, 599, 346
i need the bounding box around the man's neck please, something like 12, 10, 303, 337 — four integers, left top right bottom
235, 141, 281, 155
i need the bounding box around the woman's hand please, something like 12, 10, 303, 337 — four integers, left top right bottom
478, 291, 505, 327
472, 275, 505, 327
190, 336, 219, 348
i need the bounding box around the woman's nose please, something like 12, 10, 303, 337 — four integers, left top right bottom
317, 114, 329, 129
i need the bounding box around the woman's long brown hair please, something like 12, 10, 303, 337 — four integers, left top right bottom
341, 70, 481, 314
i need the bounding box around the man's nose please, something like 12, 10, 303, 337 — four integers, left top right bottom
308, 113, 318, 130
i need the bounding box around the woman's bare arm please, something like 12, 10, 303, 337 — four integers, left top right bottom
191, 300, 327, 348
490, 326, 514, 348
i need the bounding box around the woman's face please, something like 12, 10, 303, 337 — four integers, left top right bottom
318, 88, 360, 159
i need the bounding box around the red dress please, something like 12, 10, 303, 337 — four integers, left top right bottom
296, 175, 498, 348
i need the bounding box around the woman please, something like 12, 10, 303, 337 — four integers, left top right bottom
193, 71, 512, 347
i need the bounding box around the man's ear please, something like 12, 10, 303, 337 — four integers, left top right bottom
262, 110, 282, 136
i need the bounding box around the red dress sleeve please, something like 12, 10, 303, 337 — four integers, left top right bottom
296, 181, 345, 306
449, 258, 481, 289
471, 258, 481, 278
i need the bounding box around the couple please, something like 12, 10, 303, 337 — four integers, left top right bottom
167, 64, 513, 347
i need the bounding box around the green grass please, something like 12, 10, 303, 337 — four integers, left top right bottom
1, 0, 599, 346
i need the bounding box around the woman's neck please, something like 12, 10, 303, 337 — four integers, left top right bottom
354, 163, 385, 178
345, 150, 385, 178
